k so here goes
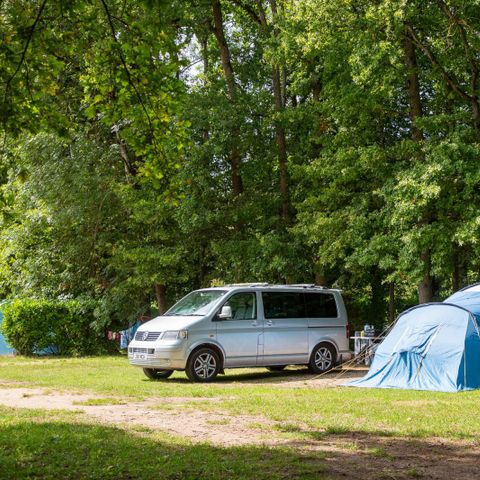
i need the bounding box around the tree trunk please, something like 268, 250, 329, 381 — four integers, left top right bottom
211, 0, 243, 196
272, 66, 290, 222
417, 251, 434, 304
403, 27, 423, 142
231, 0, 291, 217
201, 35, 210, 143
154, 283, 168, 314
269, 2, 290, 223
310, 73, 326, 158
471, 96, 480, 138
452, 256, 460, 293
388, 282, 395, 324
315, 271, 327, 287
452, 245, 466, 292
115, 130, 137, 178
403, 24, 433, 304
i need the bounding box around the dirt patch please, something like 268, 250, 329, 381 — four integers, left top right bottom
314, 433, 480, 480
0, 387, 273, 446
1, 379, 479, 478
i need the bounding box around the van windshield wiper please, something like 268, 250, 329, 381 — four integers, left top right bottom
166, 313, 203, 316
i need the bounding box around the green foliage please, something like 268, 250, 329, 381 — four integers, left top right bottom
1, 298, 108, 356
1, 0, 480, 335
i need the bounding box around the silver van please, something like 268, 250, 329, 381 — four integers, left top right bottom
128, 284, 351, 382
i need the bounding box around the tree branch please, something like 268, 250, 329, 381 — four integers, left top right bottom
404, 23, 472, 102
3, 0, 48, 102
99, 0, 159, 153
230, 0, 263, 25
256, 0, 267, 25
436, 0, 479, 97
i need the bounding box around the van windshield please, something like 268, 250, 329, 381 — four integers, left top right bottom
166, 290, 227, 316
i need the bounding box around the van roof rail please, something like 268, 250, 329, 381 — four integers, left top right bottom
224, 283, 329, 289
287, 284, 325, 289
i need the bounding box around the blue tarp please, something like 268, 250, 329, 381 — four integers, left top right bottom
0, 309, 14, 356
347, 296, 480, 392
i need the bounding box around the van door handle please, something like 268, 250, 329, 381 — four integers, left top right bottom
251, 321, 258, 327
266, 320, 273, 326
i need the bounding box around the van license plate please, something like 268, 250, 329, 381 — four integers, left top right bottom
133, 353, 147, 360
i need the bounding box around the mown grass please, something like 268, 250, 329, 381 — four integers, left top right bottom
1, 355, 480, 440
0, 406, 325, 480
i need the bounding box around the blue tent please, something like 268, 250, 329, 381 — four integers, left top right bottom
347, 285, 480, 392
0, 309, 14, 356
444, 283, 480, 319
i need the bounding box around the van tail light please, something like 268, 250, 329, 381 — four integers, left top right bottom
346, 322, 350, 339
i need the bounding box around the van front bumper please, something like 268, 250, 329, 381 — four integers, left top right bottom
128, 342, 187, 370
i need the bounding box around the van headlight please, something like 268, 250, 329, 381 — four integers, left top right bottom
162, 330, 188, 340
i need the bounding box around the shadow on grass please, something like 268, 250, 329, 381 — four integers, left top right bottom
2, 410, 480, 480
151, 367, 366, 385
272, 424, 480, 479
0, 415, 325, 480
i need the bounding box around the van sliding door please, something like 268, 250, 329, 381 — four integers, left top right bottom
259, 291, 309, 365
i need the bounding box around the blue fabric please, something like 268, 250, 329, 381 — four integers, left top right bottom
120, 320, 141, 350
347, 304, 480, 392
445, 288, 480, 317
0, 310, 14, 356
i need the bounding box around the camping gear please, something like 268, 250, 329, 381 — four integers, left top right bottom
351, 332, 376, 365
364, 324, 375, 337
346, 289, 480, 392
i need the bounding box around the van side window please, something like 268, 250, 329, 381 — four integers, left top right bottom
305, 293, 338, 318
262, 292, 306, 319
223, 293, 257, 320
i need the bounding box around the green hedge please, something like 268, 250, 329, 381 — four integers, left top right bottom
1, 298, 108, 356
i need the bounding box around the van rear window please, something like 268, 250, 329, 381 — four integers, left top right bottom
262, 292, 338, 319
304, 292, 338, 318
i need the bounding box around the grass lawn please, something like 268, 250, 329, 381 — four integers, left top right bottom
1, 355, 480, 439
0, 406, 324, 480
1, 356, 480, 479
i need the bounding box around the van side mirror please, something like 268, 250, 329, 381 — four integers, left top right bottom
217, 305, 232, 320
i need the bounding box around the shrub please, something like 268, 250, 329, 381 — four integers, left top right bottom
2, 298, 109, 356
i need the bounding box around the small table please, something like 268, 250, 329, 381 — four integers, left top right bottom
350, 336, 376, 365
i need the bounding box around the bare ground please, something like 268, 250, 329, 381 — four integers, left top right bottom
1, 371, 479, 479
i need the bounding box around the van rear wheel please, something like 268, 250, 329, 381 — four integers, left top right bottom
143, 368, 174, 380
308, 343, 336, 374
186, 348, 221, 382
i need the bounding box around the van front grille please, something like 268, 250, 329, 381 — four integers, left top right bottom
129, 347, 155, 354
134, 331, 162, 341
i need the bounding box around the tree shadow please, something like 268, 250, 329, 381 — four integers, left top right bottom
0, 416, 325, 480
156, 367, 366, 385
1, 412, 479, 480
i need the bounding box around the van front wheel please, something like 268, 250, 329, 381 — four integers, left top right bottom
308, 343, 336, 374
186, 348, 221, 382
143, 368, 174, 380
